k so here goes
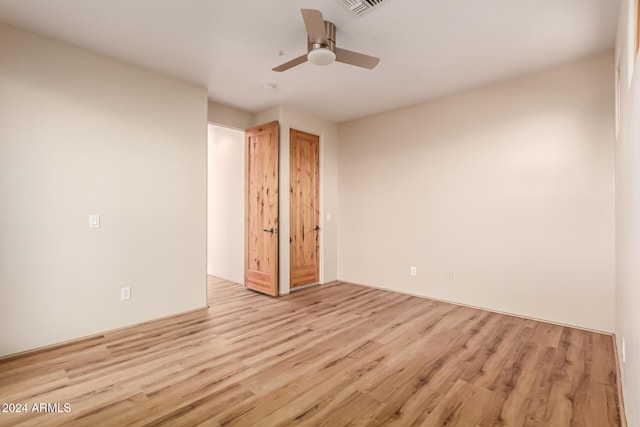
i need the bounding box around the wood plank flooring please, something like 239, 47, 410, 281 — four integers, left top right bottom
0, 277, 622, 426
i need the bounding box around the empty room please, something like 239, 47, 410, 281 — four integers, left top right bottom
0, 0, 638, 425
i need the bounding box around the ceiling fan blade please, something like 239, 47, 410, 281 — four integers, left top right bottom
272, 53, 308, 72
335, 47, 380, 69
301, 9, 327, 44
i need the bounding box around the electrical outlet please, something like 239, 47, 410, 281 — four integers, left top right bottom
410, 266, 417, 276
447, 271, 454, 281
120, 286, 131, 301
622, 337, 626, 363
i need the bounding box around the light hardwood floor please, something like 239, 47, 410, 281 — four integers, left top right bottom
0, 277, 622, 426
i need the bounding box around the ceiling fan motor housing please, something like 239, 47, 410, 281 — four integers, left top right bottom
324, 21, 336, 51
309, 21, 336, 52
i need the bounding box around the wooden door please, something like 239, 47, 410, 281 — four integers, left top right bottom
245, 121, 279, 296
290, 129, 320, 288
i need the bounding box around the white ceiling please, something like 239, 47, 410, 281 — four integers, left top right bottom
0, 0, 620, 122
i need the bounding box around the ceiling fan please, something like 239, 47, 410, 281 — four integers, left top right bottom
273, 9, 380, 72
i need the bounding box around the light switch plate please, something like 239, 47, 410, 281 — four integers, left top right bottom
89, 214, 100, 229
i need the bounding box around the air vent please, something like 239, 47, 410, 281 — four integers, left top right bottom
335, 0, 390, 17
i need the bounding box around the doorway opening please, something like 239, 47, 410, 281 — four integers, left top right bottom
207, 124, 245, 300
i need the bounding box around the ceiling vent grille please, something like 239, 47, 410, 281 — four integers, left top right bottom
335, 0, 390, 17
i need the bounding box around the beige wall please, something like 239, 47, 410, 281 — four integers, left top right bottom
207, 125, 244, 284
338, 52, 615, 332
0, 23, 208, 357
615, 1, 640, 425
253, 106, 280, 127
207, 100, 253, 130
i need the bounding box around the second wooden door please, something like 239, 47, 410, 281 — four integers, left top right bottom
290, 129, 320, 288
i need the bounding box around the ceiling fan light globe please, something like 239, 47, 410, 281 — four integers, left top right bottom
307, 48, 335, 66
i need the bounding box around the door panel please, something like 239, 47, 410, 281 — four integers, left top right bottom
245, 121, 279, 296
290, 129, 320, 288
